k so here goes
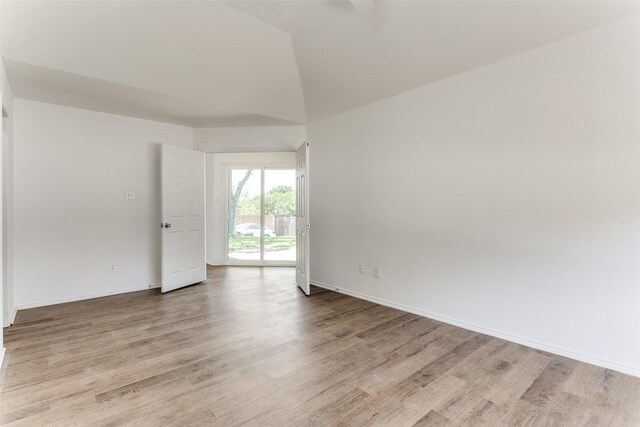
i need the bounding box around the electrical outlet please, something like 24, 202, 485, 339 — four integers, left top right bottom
125, 191, 136, 200
359, 263, 365, 274
373, 266, 380, 279
109, 264, 116, 272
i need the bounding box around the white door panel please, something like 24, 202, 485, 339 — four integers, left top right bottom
161, 144, 205, 293
296, 141, 310, 295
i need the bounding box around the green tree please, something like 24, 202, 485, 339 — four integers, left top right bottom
237, 196, 260, 215
265, 185, 295, 217
237, 185, 295, 217
233, 185, 295, 232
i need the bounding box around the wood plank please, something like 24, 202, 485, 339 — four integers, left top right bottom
1, 266, 638, 425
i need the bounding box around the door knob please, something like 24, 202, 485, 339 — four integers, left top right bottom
164, 223, 172, 228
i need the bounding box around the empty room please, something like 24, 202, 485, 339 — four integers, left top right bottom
0, 0, 639, 425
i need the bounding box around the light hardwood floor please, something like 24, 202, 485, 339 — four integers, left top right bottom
1, 266, 639, 426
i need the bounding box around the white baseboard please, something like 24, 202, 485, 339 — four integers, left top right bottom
9, 306, 17, 325
15, 283, 161, 311
0, 347, 5, 370
2, 305, 17, 328
311, 280, 640, 378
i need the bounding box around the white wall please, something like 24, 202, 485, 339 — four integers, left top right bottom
13, 100, 193, 308
308, 16, 640, 376
195, 126, 306, 153
0, 57, 12, 361
206, 152, 296, 266
0, 1, 7, 362
1, 59, 14, 328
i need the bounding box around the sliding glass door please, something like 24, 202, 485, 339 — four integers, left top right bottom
227, 169, 261, 262
263, 169, 296, 262
226, 168, 296, 265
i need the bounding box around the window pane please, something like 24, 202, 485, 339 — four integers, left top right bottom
264, 169, 296, 262
228, 169, 261, 261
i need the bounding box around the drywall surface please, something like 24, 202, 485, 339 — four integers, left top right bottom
13, 100, 194, 308
206, 152, 295, 265
195, 126, 306, 153
2, 1, 307, 125
1, 58, 14, 328
308, 16, 640, 375
0, 55, 13, 359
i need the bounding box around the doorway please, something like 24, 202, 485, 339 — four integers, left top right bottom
226, 167, 296, 266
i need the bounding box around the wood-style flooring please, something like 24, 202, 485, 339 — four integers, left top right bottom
1, 266, 639, 426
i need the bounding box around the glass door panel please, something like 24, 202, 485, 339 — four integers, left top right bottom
228, 169, 261, 262
264, 169, 296, 262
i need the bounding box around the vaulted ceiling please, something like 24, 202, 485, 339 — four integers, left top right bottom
226, 0, 640, 122
1, 1, 307, 126
2, 1, 639, 127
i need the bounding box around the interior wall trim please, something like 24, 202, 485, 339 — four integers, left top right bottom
15, 283, 161, 311
311, 280, 640, 378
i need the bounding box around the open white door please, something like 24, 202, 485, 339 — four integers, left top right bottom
161, 144, 206, 293
296, 141, 310, 295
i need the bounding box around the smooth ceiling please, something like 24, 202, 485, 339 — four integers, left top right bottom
3, 0, 640, 126
226, 0, 640, 121
1, 1, 307, 126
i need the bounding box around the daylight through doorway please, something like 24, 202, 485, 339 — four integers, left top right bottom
227, 168, 296, 265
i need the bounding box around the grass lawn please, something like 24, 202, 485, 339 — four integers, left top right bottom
229, 236, 296, 252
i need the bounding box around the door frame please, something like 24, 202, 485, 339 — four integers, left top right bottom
223, 163, 296, 267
